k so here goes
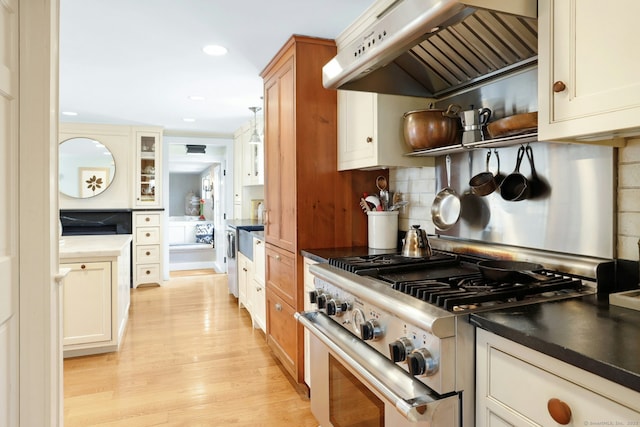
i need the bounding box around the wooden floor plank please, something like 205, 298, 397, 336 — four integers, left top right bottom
64, 272, 319, 426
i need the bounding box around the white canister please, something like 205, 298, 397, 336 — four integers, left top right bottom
367, 211, 399, 249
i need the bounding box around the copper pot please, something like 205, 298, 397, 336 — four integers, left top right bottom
403, 104, 461, 150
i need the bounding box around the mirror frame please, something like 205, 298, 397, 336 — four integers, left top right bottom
58, 137, 116, 199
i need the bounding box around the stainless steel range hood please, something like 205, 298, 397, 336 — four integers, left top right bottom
323, 0, 537, 98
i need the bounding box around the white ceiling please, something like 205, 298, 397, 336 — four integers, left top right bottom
59, 0, 376, 139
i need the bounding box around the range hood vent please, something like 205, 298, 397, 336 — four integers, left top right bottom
323, 0, 538, 98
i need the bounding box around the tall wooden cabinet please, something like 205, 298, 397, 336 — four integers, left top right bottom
260, 35, 381, 388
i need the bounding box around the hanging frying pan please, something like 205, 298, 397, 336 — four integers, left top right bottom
431, 154, 461, 231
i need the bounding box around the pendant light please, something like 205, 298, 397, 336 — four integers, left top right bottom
248, 106, 262, 145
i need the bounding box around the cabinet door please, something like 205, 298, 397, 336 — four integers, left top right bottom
135, 131, 162, 207
253, 237, 265, 285
337, 90, 376, 170
238, 253, 252, 312
62, 261, 112, 346
233, 126, 244, 205
476, 329, 640, 426
266, 288, 298, 380
265, 243, 296, 307
539, 0, 640, 141
264, 57, 296, 252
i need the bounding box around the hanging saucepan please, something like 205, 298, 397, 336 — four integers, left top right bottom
477, 260, 549, 283
469, 150, 500, 196
431, 154, 461, 231
500, 146, 530, 201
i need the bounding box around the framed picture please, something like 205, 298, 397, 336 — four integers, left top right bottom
79, 167, 111, 198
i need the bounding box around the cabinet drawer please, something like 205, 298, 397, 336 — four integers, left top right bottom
266, 288, 297, 380
136, 244, 160, 263
135, 213, 161, 226
265, 244, 295, 306
135, 263, 161, 284
481, 331, 640, 425
136, 227, 160, 244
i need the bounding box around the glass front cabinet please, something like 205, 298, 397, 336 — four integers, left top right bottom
135, 130, 162, 208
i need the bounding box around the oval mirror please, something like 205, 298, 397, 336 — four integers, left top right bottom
59, 137, 116, 198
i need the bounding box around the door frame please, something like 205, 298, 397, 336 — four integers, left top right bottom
18, 1, 61, 426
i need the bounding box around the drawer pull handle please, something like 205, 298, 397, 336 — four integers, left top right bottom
547, 398, 571, 425
145, 217, 151, 222
145, 251, 151, 256
553, 81, 566, 93
275, 303, 282, 311
256, 286, 262, 292
275, 255, 281, 261
80, 264, 86, 270
146, 232, 151, 237
146, 270, 151, 275
366, 136, 373, 143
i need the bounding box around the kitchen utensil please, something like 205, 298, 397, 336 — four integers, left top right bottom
486, 112, 538, 139
388, 201, 408, 211
376, 175, 390, 210
401, 225, 432, 258
360, 198, 371, 213
403, 104, 462, 150
500, 146, 530, 201
460, 107, 492, 143
365, 195, 381, 210
524, 145, 551, 199
431, 154, 461, 231
477, 260, 549, 282
469, 150, 499, 196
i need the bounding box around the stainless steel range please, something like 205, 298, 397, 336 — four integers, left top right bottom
296, 239, 602, 427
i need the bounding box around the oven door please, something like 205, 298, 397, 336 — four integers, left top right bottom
296, 311, 460, 427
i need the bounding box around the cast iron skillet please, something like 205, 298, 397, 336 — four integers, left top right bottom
477, 260, 548, 282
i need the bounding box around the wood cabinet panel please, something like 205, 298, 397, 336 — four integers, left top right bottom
265, 288, 298, 380
265, 244, 295, 307
260, 35, 382, 387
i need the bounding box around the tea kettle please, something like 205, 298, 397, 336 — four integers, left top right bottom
401, 225, 432, 258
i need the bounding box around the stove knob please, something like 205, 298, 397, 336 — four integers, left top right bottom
360, 319, 382, 341
407, 348, 439, 377
326, 299, 350, 316
389, 337, 414, 362
316, 293, 327, 310
308, 290, 318, 304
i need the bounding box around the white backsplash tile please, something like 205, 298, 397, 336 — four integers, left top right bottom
390, 166, 437, 233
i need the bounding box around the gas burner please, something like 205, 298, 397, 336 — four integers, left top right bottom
328, 252, 458, 275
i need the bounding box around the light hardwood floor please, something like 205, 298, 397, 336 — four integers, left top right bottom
64, 272, 319, 426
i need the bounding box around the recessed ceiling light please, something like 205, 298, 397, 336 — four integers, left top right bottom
61, 111, 78, 116
183, 118, 196, 122
202, 44, 228, 56
189, 95, 206, 101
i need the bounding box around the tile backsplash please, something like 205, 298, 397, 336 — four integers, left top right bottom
392, 138, 640, 261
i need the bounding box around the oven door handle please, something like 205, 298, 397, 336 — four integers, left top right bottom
295, 310, 459, 423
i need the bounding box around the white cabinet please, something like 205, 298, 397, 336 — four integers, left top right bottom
302, 256, 318, 388
134, 129, 162, 208
233, 118, 264, 220
60, 235, 131, 357
476, 329, 640, 426
237, 252, 253, 312
337, 91, 434, 170
62, 261, 112, 347
538, 0, 640, 143
250, 236, 266, 332
133, 211, 163, 287
233, 125, 245, 214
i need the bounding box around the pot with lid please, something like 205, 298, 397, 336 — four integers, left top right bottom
402, 225, 432, 258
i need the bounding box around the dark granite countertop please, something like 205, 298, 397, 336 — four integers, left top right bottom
470, 294, 640, 393
226, 219, 264, 231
